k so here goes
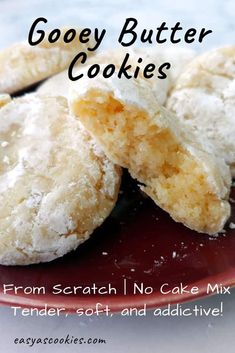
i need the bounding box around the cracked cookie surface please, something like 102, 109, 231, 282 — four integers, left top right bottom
0, 27, 93, 94
167, 46, 235, 176
0, 94, 121, 265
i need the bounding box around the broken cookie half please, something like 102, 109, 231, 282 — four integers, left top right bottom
69, 74, 231, 235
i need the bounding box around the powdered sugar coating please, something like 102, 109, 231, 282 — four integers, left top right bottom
167, 46, 235, 176
0, 94, 121, 265
0, 27, 93, 94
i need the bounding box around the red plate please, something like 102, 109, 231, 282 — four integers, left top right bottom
0, 170, 234, 313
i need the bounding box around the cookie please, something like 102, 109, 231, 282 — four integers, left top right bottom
69, 75, 231, 235
0, 94, 121, 265
0, 94, 11, 107
37, 70, 71, 98
38, 47, 195, 103
134, 46, 196, 86
0, 27, 93, 94
167, 46, 235, 176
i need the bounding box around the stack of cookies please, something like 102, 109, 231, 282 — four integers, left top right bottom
0, 28, 234, 265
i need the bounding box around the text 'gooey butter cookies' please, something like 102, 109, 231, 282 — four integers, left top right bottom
69, 75, 231, 235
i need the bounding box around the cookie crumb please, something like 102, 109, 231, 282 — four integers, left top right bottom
219, 229, 226, 234
229, 222, 235, 229
209, 233, 219, 240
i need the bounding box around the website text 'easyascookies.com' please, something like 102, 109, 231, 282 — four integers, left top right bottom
13, 334, 107, 348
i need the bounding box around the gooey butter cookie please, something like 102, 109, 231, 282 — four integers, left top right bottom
69, 75, 231, 235
0, 94, 121, 265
